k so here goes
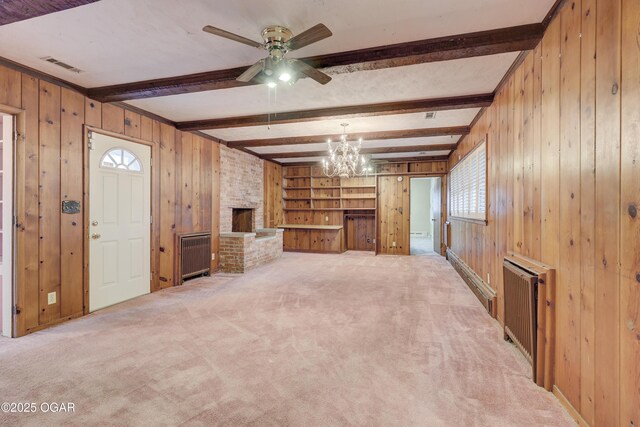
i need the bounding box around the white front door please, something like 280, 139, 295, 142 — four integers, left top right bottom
89, 132, 151, 312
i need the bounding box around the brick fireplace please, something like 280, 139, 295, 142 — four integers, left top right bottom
219, 146, 282, 273
219, 146, 263, 234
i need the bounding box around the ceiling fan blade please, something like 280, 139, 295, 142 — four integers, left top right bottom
237, 59, 265, 82
289, 59, 332, 85
202, 25, 264, 49
286, 23, 332, 51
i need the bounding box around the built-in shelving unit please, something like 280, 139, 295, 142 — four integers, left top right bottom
283, 166, 376, 212
282, 165, 377, 253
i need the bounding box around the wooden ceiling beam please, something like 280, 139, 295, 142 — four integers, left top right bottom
372, 155, 450, 163
261, 143, 457, 159
227, 126, 468, 148
282, 155, 449, 167
175, 94, 493, 131
87, 24, 543, 102
0, 0, 100, 26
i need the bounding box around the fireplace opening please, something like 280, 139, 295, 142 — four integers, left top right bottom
232, 208, 255, 233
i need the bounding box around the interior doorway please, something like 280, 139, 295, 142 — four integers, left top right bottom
409, 177, 441, 256
88, 131, 151, 312
1, 113, 14, 337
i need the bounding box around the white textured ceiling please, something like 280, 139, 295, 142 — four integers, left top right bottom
249, 135, 460, 154
129, 54, 515, 122
0, 0, 553, 87
0, 0, 556, 162
207, 109, 479, 141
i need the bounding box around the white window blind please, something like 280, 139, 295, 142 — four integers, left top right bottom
449, 141, 487, 221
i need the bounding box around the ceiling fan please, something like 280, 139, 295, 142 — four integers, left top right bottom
202, 23, 333, 87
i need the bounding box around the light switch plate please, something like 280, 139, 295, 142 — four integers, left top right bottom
211, 253, 215, 260
48, 292, 56, 305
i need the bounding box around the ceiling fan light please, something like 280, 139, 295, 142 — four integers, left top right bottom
279, 72, 292, 82
267, 81, 277, 88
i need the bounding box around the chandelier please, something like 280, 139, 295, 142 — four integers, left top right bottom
322, 123, 373, 178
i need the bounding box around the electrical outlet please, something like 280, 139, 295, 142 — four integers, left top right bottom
211, 253, 216, 260
48, 292, 56, 305
325, 216, 329, 222
487, 273, 490, 284
392, 241, 397, 247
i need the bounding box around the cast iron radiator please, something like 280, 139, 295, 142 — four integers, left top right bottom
177, 232, 211, 283
503, 259, 538, 379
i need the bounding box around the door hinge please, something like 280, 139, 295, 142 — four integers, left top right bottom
150, 215, 153, 224
13, 305, 21, 315
88, 139, 94, 150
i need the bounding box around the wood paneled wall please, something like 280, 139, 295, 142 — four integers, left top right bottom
263, 160, 283, 228
448, 0, 639, 424
0, 64, 221, 336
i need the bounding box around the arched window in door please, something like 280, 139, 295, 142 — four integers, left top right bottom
100, 148, 142, 172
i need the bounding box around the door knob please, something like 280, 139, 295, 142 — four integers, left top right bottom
91, 220, 98, 226
91, 233, 101, 240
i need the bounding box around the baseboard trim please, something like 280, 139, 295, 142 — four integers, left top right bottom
23, 311, 84, 336
446, 249, 497, 318
552, 385, 590, 427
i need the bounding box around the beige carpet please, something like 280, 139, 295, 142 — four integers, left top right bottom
0, 252, 574, 426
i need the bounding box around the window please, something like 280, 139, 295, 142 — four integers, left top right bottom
449, 141, 486, 222
100, 148, 142, 172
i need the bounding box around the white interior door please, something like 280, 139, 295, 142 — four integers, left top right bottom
89, 132, 151, 312
431, 177, 442, 255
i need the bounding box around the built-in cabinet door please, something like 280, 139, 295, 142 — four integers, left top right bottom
346, 216, 375, 251
89, 132, 151, 312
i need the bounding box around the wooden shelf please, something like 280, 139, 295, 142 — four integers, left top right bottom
284, 208, 376, 211
278, 224, 343, 230
312, 197, 340, 200
283, 197, 311, 201
312, 186, 341, 189
284, 175, 311, 179
342, 196, 376, 200
341, 185, 376, 189
284, 186, 311, 190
